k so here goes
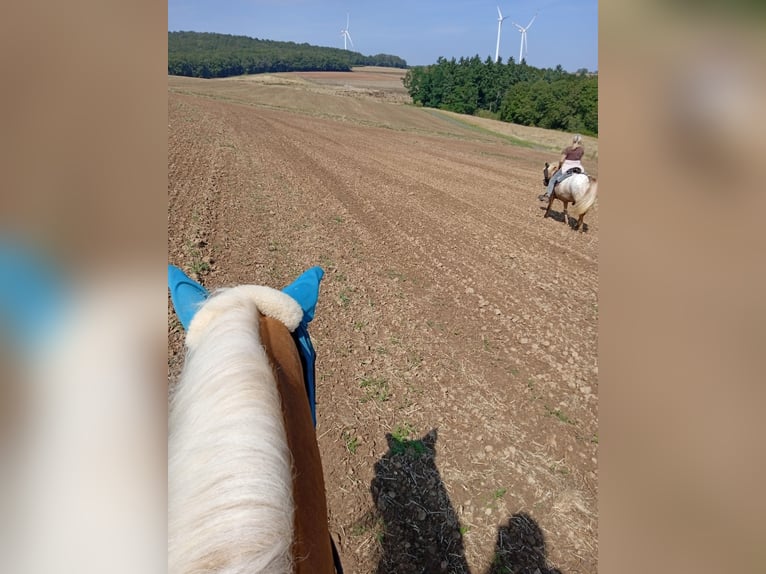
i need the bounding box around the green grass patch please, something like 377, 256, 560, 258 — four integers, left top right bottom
390, 437, 427, 456
426, 109, 540, 149
391, 423, 414, 441
390, 423, 427, 456
547, 406, 575, 425
474, 109, 501, 121
349, 516, 385, 541
189, 260, 210, 275
360, 377, 389, 402
342, 430, 359, 454
186, 245, 211, 276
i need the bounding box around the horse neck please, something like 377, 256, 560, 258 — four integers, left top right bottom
259, 315, 336, 574
169, 303, 295, 574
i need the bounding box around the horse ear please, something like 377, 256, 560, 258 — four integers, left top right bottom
282, 266, 324, 324
422, 428, 438, 449
168, 264, 209, 332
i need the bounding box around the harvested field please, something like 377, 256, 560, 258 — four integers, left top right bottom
168, 67, 598, 574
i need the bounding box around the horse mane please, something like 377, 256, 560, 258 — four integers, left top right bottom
169, 286, 302, 574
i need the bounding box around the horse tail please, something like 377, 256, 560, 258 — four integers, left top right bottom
571, 177, 598, 217
169, 286, 302, 574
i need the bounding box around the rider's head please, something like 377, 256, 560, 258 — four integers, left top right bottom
573, 134, 583, 145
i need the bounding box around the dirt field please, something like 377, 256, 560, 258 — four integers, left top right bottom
168, 67, 598, 574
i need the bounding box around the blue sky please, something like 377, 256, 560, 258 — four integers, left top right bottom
168, 0, 598, 72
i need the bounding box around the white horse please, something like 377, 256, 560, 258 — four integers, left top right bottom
542, 162, 598, 232
168, 284, 337, 574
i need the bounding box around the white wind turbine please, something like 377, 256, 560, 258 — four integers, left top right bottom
494, 6, 509, 63
512, 13, 537, 63
340, 13, 353, 50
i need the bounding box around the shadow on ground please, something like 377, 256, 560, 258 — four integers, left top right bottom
487, 513, 562, 574
538, 205, 589, 232
368, 428, 562, 574
370, 429, 469, 573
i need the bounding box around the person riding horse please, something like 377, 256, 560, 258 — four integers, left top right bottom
538, 134, 586, 202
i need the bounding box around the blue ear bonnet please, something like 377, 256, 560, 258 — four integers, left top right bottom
167, 265, 324, 426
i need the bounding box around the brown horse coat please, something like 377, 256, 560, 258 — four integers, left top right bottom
259, 315, 335, 574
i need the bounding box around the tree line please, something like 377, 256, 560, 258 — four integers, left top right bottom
169, 31, 408, 78
403, 56, 597, 135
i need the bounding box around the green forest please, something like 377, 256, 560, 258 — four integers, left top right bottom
168, 32, 597, 135
403, 56, 598, 135
168, 31, 407, 78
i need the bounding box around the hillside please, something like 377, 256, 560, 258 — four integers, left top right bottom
168, 31, 408, 78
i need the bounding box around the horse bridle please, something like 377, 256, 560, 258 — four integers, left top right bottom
291, 326, 344, 574
330, 537, 344, 574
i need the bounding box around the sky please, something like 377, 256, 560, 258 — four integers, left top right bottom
168, 0, 598, 72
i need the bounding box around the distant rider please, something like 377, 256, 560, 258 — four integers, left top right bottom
538, 134, 585, 202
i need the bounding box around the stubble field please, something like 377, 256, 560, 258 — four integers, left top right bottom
168, 67, 598, 574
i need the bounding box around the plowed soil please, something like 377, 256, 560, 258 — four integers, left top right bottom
168, 68, 598, 574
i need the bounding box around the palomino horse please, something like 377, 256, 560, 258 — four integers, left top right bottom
542, 162, 598, 231
168, 266, 340, 574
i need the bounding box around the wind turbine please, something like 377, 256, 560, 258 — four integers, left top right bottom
494, 6, 508, 63
512, 13, 537, 63
340, 13, 353, 50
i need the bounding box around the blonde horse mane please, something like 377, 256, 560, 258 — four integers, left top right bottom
169, 286, 303, 574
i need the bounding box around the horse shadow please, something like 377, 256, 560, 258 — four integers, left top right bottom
538, 205, 589, 232
368, 428, 561, 574
370, 429, 468, 573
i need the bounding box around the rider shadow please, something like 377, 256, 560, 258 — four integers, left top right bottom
486, 512, 562, 574
370, 428, 470, 573
368, 429, 563, 574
